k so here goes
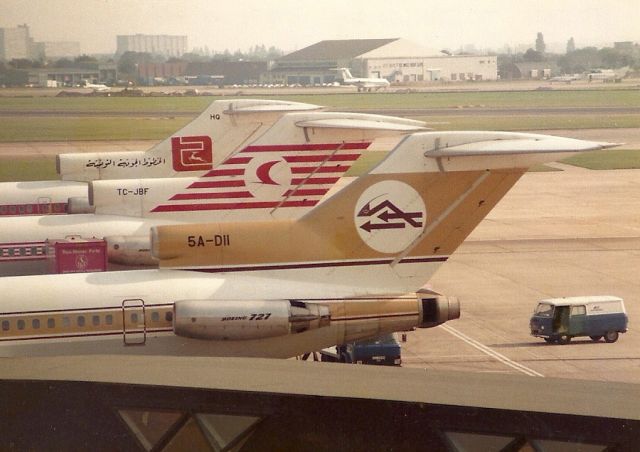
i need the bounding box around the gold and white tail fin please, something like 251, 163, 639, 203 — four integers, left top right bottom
152, 131, 617, 294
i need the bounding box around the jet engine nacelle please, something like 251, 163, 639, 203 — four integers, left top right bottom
105, 235, 156, 266
174, 299, 331, 340
418, 293, 460, 328
67, 196, 94, 214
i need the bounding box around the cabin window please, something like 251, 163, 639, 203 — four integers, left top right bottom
131, 313, 139, 324
92, 315, 100, 326
571, 305, 586, 316
535, 303, 554, 317
151, 312, 160, 322
32, 319, 40, 329
105, 314, 113, 326
47, 318, 55, 328
1, 320, 9, 331
165, 311, 173, 322
17, 319, 25, 330
77, 316, 85, 327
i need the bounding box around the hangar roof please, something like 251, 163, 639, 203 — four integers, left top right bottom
279, 38, 399, 61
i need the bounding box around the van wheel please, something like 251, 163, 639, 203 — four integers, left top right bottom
604, 331, 619, 343
543, 337, 555, 343
589, 335, 602, 342
558, 335, 571, 345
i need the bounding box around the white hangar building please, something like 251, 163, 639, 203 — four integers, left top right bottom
263, 38, 497, 85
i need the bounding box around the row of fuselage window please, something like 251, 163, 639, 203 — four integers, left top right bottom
1, 310, 173, 334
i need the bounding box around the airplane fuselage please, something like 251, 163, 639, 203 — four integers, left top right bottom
0, 269, 435, 358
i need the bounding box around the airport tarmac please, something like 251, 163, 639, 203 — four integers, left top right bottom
403, 165, 640, 384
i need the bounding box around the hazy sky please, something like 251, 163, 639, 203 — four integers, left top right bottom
2, 0, 639, 54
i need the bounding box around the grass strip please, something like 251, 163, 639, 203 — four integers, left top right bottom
415, 114, 640, 131
1, 114, 638, 143
0, 156, 58, 181
561, 148, 640, 170
1, 89, 640, 113
0, 117, 190, 142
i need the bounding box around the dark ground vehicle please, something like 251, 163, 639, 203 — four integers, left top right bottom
321, 334, 401, 366
530, 296, 628, 344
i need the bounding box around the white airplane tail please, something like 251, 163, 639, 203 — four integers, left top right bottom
56, 99, 323, 182
87, 111, 429, 221
152, 131, 617, 294
337, 68, 354, 80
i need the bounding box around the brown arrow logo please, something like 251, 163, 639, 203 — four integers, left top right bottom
358, 199, 423, 232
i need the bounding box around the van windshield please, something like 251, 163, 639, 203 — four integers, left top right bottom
535, 303, 554, 317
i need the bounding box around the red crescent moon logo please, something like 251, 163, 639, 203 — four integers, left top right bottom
256, 160, 280, 185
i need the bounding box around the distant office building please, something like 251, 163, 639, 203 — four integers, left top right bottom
42, 41, 81, 59
614, 41, 634, 51
0, 24, 33, 61
116, 34, 187, 57
0, 24, 78, 61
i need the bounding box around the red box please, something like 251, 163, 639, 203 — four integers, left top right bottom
46, 237, 107, 274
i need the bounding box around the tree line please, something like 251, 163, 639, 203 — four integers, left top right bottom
0, 44, 285, 74
498, 33, 639, 76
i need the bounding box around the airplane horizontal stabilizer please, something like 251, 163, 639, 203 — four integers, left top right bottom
295, 118, 429, 132
223, 100, 323, 114
373, 131, 617, 173
426, 135, 618, 157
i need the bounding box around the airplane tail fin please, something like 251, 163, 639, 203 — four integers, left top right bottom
91, 112, 429, 220
336, 68, 353, 80
56, 99, 323, 182
152, 131, 616, 293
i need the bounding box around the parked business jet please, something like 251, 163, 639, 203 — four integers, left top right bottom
0, 112, 428, 269
0, 99, 325, 217
549, 74, 582, 83
0, 131, 617, 358
81, 80, 111, 92
336, 68, 390, 92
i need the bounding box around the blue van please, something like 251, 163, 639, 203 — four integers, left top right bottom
320, 334, 402, 366
530, 296, 628, 344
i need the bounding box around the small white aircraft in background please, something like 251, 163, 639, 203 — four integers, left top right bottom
81, 80, 111, 92
0, 131, 617, 359
335, 68, 390, 92
549, 74, 582, 84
